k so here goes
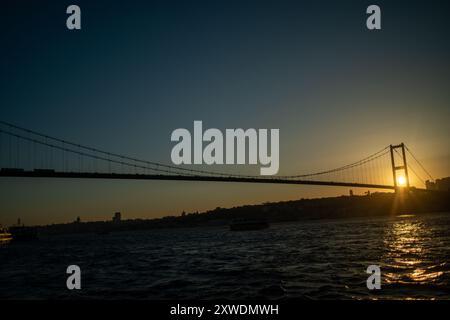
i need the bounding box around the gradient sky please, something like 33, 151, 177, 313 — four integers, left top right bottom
1, 0, 449, 226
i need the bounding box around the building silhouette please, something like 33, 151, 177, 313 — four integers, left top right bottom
426, 177, 450, 191
113, 212, 121, 223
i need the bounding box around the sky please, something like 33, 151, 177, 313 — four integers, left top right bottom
0, 0, 449, 226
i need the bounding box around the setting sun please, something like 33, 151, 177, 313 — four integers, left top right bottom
397, 175, 407, 186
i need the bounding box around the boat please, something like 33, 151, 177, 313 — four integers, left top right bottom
229, 219, 269, 231
0, 227, 12, 243
9, 226, 38, 241
97, 228, 111, 235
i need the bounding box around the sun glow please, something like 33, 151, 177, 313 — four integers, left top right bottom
397, 175, 407, 186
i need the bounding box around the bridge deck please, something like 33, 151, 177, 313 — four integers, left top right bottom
0, 169, 397, 190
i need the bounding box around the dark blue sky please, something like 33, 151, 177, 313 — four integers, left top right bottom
1, 0, 449, 225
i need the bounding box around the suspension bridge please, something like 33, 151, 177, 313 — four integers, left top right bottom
0, 121, 435, 191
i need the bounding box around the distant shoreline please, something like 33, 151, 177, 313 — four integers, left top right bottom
20, 190, 449, 236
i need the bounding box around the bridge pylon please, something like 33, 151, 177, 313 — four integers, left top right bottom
389, 143, 410, 191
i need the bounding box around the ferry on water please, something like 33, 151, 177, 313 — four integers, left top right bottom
9, 226, 38, 241
0, 226, 12, 243
229, 219, 269, 231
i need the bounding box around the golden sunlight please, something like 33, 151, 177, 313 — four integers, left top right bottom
397, 175, 407, 186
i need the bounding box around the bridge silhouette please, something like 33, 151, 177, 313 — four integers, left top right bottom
0, 121, 435, 191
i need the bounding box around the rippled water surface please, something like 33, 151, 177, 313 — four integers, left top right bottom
1, 212, 449, 299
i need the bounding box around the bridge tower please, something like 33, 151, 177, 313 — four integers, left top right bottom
389, 143, 410, 190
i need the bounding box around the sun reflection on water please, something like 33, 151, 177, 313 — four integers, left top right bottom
382, 216, 444, 286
